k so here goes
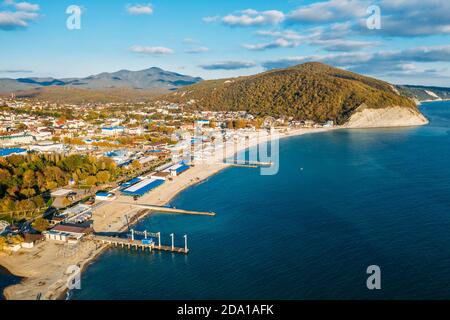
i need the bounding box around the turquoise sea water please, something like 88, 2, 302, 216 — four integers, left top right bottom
4, 101, 450, 300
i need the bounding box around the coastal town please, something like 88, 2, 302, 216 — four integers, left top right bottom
0, 95, 336, 300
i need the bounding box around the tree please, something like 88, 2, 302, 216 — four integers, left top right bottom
85, 176, 97, 187
32, 218, 50, 233
96, 171, 111, 184
0, 236, 6, 250
131, 160, 142, 171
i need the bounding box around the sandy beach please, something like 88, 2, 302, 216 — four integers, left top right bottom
0, 127, 336, 300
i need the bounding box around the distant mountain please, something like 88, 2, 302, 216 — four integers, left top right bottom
396, 85, 450, 102
0, 67, 202, 93
165, 62, 423, 126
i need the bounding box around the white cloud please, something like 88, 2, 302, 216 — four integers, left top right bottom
0, 10, 39, 30
4, 0, 39, 12
0, 0, 40, 30
202, 16, 220, 23
244, 27, 374, 52
200, 61, 256, 70
287, 0, 369, 24
243, 38, 298, 51
204, 9, 285, 27
186, 47, 209, 54
130, 46, 174, 55
261, 45, 450, 78
126, 3, 153, 15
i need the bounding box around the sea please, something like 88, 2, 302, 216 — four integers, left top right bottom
4, 101, 450, 300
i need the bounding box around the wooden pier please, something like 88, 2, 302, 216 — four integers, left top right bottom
93, 235, 189, 254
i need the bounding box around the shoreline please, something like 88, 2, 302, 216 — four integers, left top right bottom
1, 126, 336, 300
0, 123, 410, 300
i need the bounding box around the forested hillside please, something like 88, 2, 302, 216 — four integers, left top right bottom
166, 62, 417, 124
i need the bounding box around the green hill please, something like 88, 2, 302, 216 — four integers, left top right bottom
165, 62, 417, 125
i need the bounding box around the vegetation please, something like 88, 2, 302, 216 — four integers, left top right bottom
0, 235, 23, 251
166, 62, 417, 125
0, 153, 120, 221
32, 218, 50, 232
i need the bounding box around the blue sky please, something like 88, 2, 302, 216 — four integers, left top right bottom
1, 0, 450, 85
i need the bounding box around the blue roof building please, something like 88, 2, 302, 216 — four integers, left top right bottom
121, 178, 165, 197
0, 148, 27, 157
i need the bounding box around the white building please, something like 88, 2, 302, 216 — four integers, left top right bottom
101, 126, 125, 136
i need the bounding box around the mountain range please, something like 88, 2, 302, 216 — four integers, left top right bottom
0, 67, 202, 93
397, 85, 450, 102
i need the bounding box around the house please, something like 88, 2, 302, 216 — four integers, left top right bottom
21, 233, 44, 249
44, 225, 93, 244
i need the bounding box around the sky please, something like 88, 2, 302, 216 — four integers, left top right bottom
0, 0, 450, 86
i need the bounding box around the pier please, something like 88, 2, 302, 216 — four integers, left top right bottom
93, 230, 189, 254
224, 160, 272, 168
120, 203, 216, 216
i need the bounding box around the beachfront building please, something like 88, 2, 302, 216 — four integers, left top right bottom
152, 171, 171, 180
0, 147, 27, 157
21, 234, 44, 249
44, 225, 92, 244
57, 204, 92, 224
121, 177, 165, 197
95, 191, 116, 202
164, 162, 190, 177
119, 177, 142, 191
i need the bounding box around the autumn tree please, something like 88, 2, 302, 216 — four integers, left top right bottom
32, 218, 50, 233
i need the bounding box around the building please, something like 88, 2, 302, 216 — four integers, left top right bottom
0, 134, 35, 146
57, 204, 92, 224
152, 171, 171, 180
29, 143, 65, 153
95, 191, 116, 202
121, 177, 165, 197
21, 233, 45, 249
164, 162, 190, 177
119, 177, 142, 191
101, 126, 125, 136
51, 188, 75, 198
0, 220, 9, 235
138, 155, 158, 166
0, 147, 27, 157
105, 150, 131, 166
44, 225, 92, 243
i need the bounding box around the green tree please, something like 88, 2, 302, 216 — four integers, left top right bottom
32, 218, 50, 233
